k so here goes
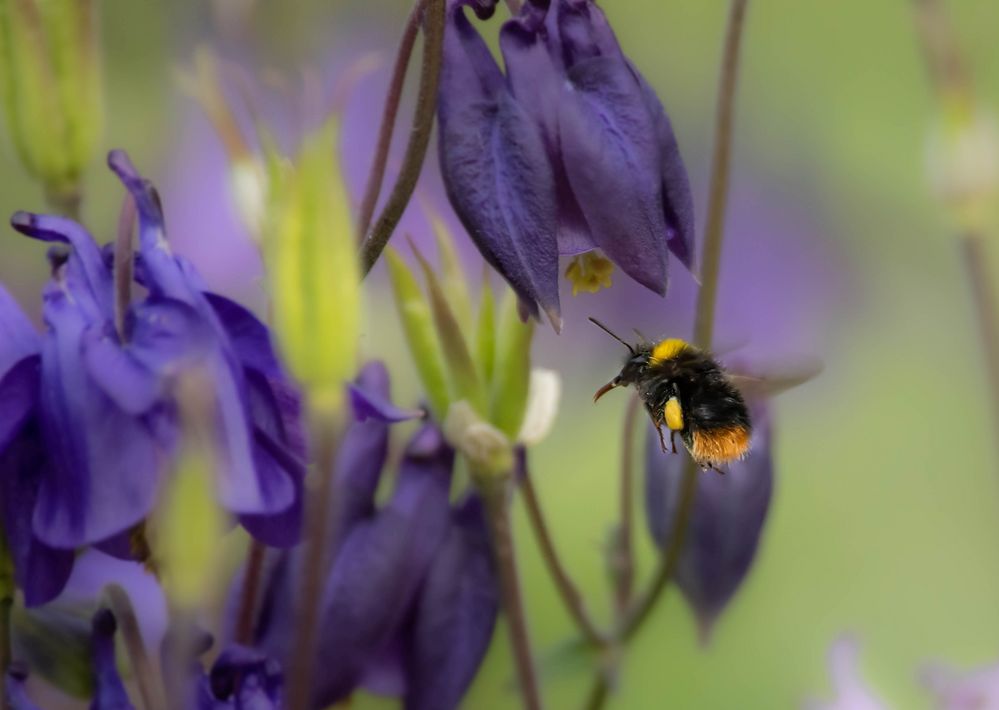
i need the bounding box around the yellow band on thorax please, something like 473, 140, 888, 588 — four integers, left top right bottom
650, 338, 689, 364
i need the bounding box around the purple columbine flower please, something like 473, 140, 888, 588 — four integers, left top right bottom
236, 362, 498, 710
0, 283, 74, 606
644, 403, 774, 641
4, 149, 303, 559
437, 0, 695, 328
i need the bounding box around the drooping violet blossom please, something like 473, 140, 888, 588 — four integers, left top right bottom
237, 362, 498, 710
437, 0, 694, 327
3, 149, 304, 560
645, 402, 773, 640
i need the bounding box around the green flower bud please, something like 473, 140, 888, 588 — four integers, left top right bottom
490, 290, 534, 439
0, 0, 103, 208
149, 372, 225, 611
262, 118, 360, 413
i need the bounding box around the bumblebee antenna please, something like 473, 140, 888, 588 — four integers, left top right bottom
588, 317, 635, 354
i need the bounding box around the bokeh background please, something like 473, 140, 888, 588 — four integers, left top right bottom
1, 1, 998, 707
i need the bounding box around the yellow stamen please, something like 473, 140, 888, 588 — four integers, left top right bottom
565, 252, 614, 296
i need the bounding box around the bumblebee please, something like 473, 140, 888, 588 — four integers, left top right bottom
590, 318, 752, 470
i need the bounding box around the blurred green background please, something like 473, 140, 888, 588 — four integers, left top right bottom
1, 1, 998, 708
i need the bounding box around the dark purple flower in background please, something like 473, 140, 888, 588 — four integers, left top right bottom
437, 0, 694, 328
237, 362, 498, 710
198, 645, 284, 709
644, 402, 774, 640
4, 664, 41, 710
0, 150, 304, 603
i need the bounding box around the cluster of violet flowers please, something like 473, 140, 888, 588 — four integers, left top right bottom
7, 0, 992, 709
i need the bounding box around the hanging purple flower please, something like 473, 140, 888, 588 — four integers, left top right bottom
437, 0, 695, 326
235, 363, 498, 710
4, 149, 304, 558
644, 402, 773, 640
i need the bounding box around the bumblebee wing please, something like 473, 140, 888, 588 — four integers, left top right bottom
728, 358, 823, 400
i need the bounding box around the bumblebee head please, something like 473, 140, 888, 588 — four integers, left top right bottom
589, 317, 651, 402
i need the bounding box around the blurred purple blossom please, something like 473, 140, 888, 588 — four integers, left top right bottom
922, 658, 999, 709
804, 637, 889, 710
644, 403, 773, 639
234, 362, 497, 710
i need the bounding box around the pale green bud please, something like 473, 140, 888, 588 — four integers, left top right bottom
263, 119, 360, 412
0, 0, 103, 206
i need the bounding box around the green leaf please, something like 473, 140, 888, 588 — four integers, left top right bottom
475, 269, 496, 386
411, 243, 487, 416
490, 288, 534, 439
429, 208, 473, 330
385, 247, 451, 420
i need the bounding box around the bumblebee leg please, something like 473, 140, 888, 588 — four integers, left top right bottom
669, 430, 678, 454
655, 422, 668, 453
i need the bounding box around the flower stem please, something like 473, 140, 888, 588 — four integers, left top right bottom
287, 408, 342, 710
520, 464, 608, 648
356, 0, 426, 242
692, 0, 751, 350
483, 479, 543, 710
234, 539, 267, 645
960, 233, 999, 459
360, 0, 445, 275
103, 584, 166, 710
612, 394, 641, 614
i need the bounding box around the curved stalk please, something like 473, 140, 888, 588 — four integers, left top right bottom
360, 0, 445, 275
356, 0, 426, 241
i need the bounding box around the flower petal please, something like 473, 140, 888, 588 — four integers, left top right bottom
0, 417, 74, 607
632, 66, 696, 271
0, 283, 39, 375
33, 292, 163, 547
0, 356, 40, 451
310, 424, 454, 707
557, 55, 669, 295
644, 407, 774, 636
90, 609, 136, 709
404, 495, 498, 710
438, 6, 560, 326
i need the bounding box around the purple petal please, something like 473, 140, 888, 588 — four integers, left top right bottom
437, 6, 560, 326
0, 416, 74, 607
404, 495, 498, 710
206, 645, 283, 709
348, 382, 423, 423
310, 424, 454, 707
0, 356, 39, 451
10, 212, 113, 315
5, 664, 42, 710
90, 609, 136, 710
204, 293, 282, 378
631, 66, 696, 271
33, 294, 164, 548
644, 407, 774, 634
557, 55, 670, 295
0, 283, 39, 375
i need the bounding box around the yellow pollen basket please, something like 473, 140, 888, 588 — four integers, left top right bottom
650, 338, 689, 364
664, 396, 684, 431
565, 252, 614, 296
